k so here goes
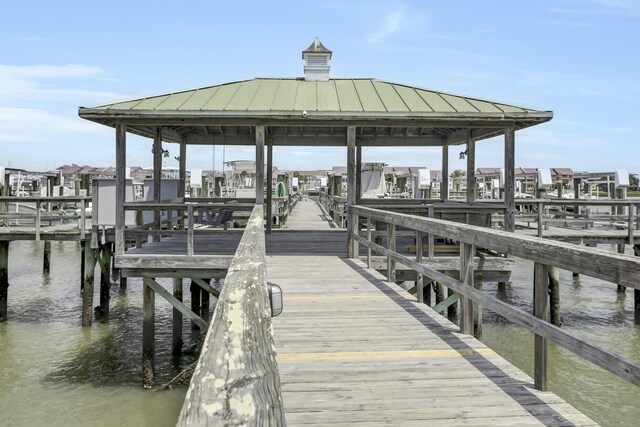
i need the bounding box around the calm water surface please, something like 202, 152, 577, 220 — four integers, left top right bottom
1, 241, 639, 426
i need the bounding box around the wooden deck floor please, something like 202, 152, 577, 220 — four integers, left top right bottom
284, 199, 339, 230
268, 255, 597, 426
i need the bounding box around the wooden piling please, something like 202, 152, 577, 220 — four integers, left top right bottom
0, 241, 8, 321
172, 278, 183, 355
460, 243, 474, 335
43, 241, 51, 274
617, 244, 626, 293
534, 262, 549, 391
81, 243, 97, 327
79, 241, 85, 292
201, 280, 210, 323
387, 224, 396, 282
190, 280, 201, 340
435, 282, 445, 306
548, 266, 561, 326
415, 230, 424, 303
99, 244, 112, 321
635, 245, 640, 320
142, 278, 155, 389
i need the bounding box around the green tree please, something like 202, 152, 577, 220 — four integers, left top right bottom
450, 169, 465, 178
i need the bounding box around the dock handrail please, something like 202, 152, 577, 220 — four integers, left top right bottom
0, 196, 91, 240
177, 204, 285, 425
349, 204, 640, 390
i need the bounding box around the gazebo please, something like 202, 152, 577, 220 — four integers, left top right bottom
79, 38, 552, 259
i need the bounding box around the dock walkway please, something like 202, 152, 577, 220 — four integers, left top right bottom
267, 255, 596, 425
283, 198, 338, 230
264, 201, 596, 425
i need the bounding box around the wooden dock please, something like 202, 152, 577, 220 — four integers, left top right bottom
268, 255, 596, 426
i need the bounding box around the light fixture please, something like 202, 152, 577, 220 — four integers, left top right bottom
152, 146, 170, 158
459, 149, 468, 160
268, 282, 283, 317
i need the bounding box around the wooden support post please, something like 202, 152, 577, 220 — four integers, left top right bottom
466, 133, 476, 203
99, 244, 112, 321
142, 278, 155, 389
172, 278, 183, 355
115, 124, 126, 256
435, 282, 445, 306
178, 142, 186, 229
43, 241, 51, 274
441, 144, 449, 201
0, 241, 8, 321
356, 144, 362, 204
416, 230, 424, 303
460, 243, 475, 335
534, 262, 549, 391
266, 141, 273, 234
82, 243, 97, 327
153, 127, 162, 243
504, 127, 516, 232
190, 280, 201, 340
201, 279, 210, 323
548, 266, 561, 326
447, 286, 458, 321
387, 223, 396, 283
80, 241, 85, 292
366, 217, 372, 268
120, 276, 127, 290
617, 244, 626, 293
255, 125, 265, 206
347, 126, 357, 257
635, 245, 640, 321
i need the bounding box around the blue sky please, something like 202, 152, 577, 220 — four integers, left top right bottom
1, 0, 639, 174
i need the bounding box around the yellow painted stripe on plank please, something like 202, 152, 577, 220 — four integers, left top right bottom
279, 348, 496, 362
285, 295, 414, 301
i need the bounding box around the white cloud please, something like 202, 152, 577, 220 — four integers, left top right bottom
366, 8, 406, 44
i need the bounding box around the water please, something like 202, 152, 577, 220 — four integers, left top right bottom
1, 241, 639, 426
0, 241, 194, 426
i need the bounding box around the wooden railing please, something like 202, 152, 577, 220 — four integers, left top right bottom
0, 196, 91, 239
349, 205, 640, 391
121, 201, 255, 255
177, 204, 285, 425
512, 199, 638, 242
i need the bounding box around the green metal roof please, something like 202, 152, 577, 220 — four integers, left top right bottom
87, 78, 545, 115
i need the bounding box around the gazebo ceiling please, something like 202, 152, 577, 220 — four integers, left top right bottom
78, 78, 552, 147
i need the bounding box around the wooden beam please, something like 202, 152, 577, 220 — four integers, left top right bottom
114, 254, 232, 270
115, 124, 126, 256
255, 125, 265, 205
347, 126, 357, 258
460, 242, 475, 334
466, 132, 476, 203
441, 144, 449, 201
172, 278, 183, 355
82, 243, 97, 327
266, 141, 273, 234
143, 277, 208, 330
191, 277, 221, 299
356, 144, 362, 204
153, 127, 162, 242
504, 127, 515, 231
534, 262, 549, 391
142, 278, 155, 389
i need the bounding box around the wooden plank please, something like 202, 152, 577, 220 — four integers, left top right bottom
143, 277, 207, 330
114, 254, 232, 270
178, 205, 284, 425
432, 292, 460, 313
191, 277, 220, 298
352, 232, 640, 387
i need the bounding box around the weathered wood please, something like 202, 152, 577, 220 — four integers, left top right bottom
352, 232, 640, 387
366, 217, 372, 268
266, 141, 273, 234
191, 277, 221, 299
0, 241, 8, 321
466, 133, 475, 203
115, 124, 126, 256
432, 292, 460, 313
416, 230, 424, 303
504, 127, 515, 232
142, 278, 155, 389
255, 125, 265, 205
356, 143, 362, 204
172, 278, 183, 355
82, 243, 97, 327
144, 277, 207, 330
387, 224, 396, 282
99, 244, 112, 320
460, 242, 474, 335
534, 262, 549, 391
441, 144, 449, 201
548, 266, 561, 326
178, 205, 284, 426
350, 205, 640, 289
43, 241, 51, 274
114, 254, 232, 270
347, 126, 357, 258
152, 127, 162, 242
190, 280, 201, 338
80, 241, 86, 292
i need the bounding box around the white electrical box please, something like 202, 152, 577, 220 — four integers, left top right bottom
615, 169, 629, 187
537, 168, 553, 189
417, 169, 431, 189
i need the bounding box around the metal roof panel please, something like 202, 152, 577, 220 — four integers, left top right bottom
440, 93, 480, 113
414, 89, 456, 112
249, 79, 281, 110
133, 94, 172, 110
202, 82, 242, 110
178, 86, 221, 110
317, 80, 340, 111
294, 81, 317, 111
353, 80, 385, 112
271, 79, 298, 110
392, 84, 433, 112
334, 80, 363, 111
225, 79, 263, 110
372, 80, 409, 112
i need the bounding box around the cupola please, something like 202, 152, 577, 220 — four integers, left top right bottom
302, 37, 332, 81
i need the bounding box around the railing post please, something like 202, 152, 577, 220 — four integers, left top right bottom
35, 200, 41, 241
366, 217, 372, 268
387, 223, 396, 283
428, 206, 435, 259
416, 230, 424, 303
80, 198, 86, 241
537, 201, 543, 237
629, 202, 635, 245
187, 205, 194, 256
460, 242, 474, 335
534, 262, 549, 391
